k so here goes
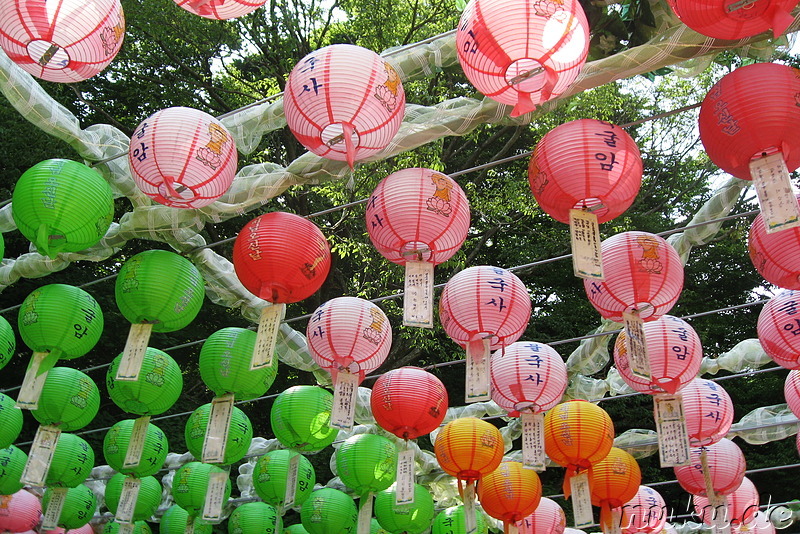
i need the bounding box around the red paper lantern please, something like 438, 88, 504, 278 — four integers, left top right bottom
584, 231, 684, 322
693, 476, 759, 527
370, 366, 448, 440
679, 378, 734, 447
620, 486, 667, 534
588, 447, 642, 531
129, 107, 238, 209
233, 212, 331, 303
783, 370, 800, 418
456, 0, 589, 117
516, 497, 566, 534
673, 438, 746, 497
668, 0, 797, 40
528, 119, 642, 224
614, 315, 702, 395
173, 0, 265, 19
283, 44, 405, 168
749, 196, 800, 290
699, 63, 800, 182
757, 290, 800, 369
477, 461, 542, 531
0, 0, 124, 83
490, 341, 568, 416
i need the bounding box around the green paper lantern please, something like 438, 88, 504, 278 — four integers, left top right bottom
115, 250, 205, 332
12, 159, 114, 258
0, 445, 28, 495
32, 367, 100, 431
0, 315, 15, 371
252, 449, 316, 509
171, 462, 231, 517
0, 392, 23, 448
300, 488, 357, 534
42, 484, 97, 530
336, 434, 396, 495
285, 525, 311, 534
47, 432, 95, 488
432, 505, 488, 534
184, 403, 253, 465
228, 502, 282, 534
371, 518, 390, 534
199, 327, 278, 401
105, 473, 162, 521
374, 484, 435, 534
103, 519, 153, 534
107, 347, 183, 415
160, 504, 214, 534
103, 419, 169, 477
18, 283, 103, 359
270, 386, 337, 452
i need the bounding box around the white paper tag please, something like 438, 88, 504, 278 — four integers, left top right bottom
395, 448, 416, 505
622, 310, 651, 380
608, 508, 623, 534
570, 472, 594, 528
116, 323, 154, 381
21, 424, 61, 486
654, 394, 691, 467
124, 415, 150, 469
252, 304, 283, 369
750, 151, 800, 233
203, 393, 235, 463
570, 209, 604, 280
202, 470, 228, 523
463, 482, 478, 534
357, 492, 373, 534
283, 453, 300, 510
403, 261, 434, 328
711, 494, 731, 534
118, 523, 135, 534
185, 515, 196, 534
115, 477, 142, 524
330, 371, 358, 430
465, 338, 491, 403
41, 487, 68, 530
17, 351, 53, 410
521, 412, 546, 471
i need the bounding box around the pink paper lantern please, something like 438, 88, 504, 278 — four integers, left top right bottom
668, 0, 796, 40
693, 476, 759, 528
129, 107, 238, 209
0, 0, 125, 83
584, 231, 684, 322
490, 341, 568, 416
456, 0, 589, 117
783, 370, 800, 418
614, 315, 702, 395
439, 265, 531, 351
733, 512, 776, 534
284, 44, 405, 168
173, 0, 266, 19
516, 497, 566, 534
307, 297, 391, 383
528, 119, 643, 224
680, 378, 734, 447
758, 290, 800, 369
0, 490, 42, 533
749, 197, 800, 290
673, 438, 746, 497
620, 486, 667, 534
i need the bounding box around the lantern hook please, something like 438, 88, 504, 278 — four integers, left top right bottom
507, 67, 545, 86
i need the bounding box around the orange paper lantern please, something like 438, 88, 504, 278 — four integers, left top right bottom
588, 447, 642, 531
434, 417, 504, 489
478, 461, 542, 533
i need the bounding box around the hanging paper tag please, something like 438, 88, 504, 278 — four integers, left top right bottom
115, 477, 142, 524
330, 370, 358, 430
622, 310, 651, 380
710, 494, 731, 534
403, 261, 434, 328
17, 351, 56, 409
654, 394, 691, 467
41, 487, 68, 531
569, 209, 604, 280
463, 482, 478, 534
283, 452, 300, 510
118, 523, 135, 534
521, 411, 546, 471
395, 448, 416, 505
749, 151, 800, 233
570, 472, 594, 529
124, 415, 150, 469
252, 304, 283, 370
607, 508, 623, 534
21, 424, 61, 486
116, 323, 154, 381
203, 393, 235, 464
202, 470, 228, 523
184, 515, 196, 534
465, 338, 491, 403
357, 492, 373, 534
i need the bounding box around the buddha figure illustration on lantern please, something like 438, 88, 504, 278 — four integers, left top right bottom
636, 234, 663, 274
426, 172, 454, 217
375, 62, 401, 112
196, 123, 230, 170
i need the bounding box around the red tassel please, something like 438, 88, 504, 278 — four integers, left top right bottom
770, 7, 796, 38
342, 122, 356, 169
600, 502, 612, 533
510, 91, 535, 118
563, 465, 578, 499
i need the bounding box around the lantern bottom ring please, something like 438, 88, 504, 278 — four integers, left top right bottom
26, 40, 70, 71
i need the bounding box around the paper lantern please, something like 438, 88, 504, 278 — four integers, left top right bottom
173, 0, 266, 19
371, 517, 391, 534
42, 484, 97, 529
786, 370, 800, 418
588, 447, 642, 530
107, 347, 183, 415
199, 327, 278, 400
0, 393, 23, 448
160, 504, 213, 534
620, 486, 667, 534
229, 502, 281, 534
0, 490, 42, 532
284, 44, 405, 168
12, 159, 114, 258
0, 445, 28, 495
185, 402, 253, 465
103, 419, 169, 477
434, 417, 504, 487
252, 449, 316, 509
103, 520, 153, 534
374, 484, 435, 534
270, 385, 337, 452
584, 231, 684, 322
105, 473, 162, 521
613, 315, 702, 395
129, 107, 238, 208
758, 290, 800, 368
0, 0, 124, 83
46, 432, 95, 487
490, 341, 568, 416
432, 505, 488, 534
478, 461, 542, 530
456, 0, 589, 117
674, 438, 745, 497
517, 497, 566, 534
370, 366, 448, 440
693, 476, 759, 527
300, 488, 358, 534
749, 197, 800, 291
172, 462, 232, 517
680, 378, 734, 447
32, 366, 100, 431
668, 0, 796, 39
528, 119, 642, 224
733, 511, 776, 534
0, 316, 14, 371
336, 434, 397, 495
287, 525, 311, 534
